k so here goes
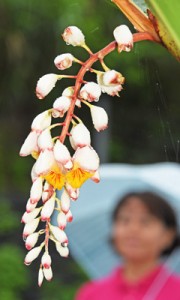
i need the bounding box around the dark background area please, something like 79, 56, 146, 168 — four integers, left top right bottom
0, 0, 179, 299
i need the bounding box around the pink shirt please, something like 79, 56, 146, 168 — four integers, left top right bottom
75, 265, 180, 300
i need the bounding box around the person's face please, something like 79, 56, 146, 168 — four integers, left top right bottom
112, 197, 175, 263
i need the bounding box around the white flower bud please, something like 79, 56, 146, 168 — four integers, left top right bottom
54, 53, 74, 70
23, 218, 40, 238
66, 210, 73, 222
57, 211, 67, 230
55, 243, 69, 257
19, 131, 39, 157
80, 82, 101, 102
31, 164, 38, 182
113, 25, 133, 52
24, 245, 42, 265
62, 86, 74, 97
91, 169, 100, 183
38, 129, 53, 151
30, 177, 43, 204
41, 252, 52, 269
38, 267, 44, 287
50, 225, 68, 244
52, 109, 61, 118
21, 208, 41, 224
42, 181, 54, 203
70, 123, 91, 150
65, 184, 79, 201
26, 198, 38, 213
61, 190, 70, 213
31, 110, 52, 133
64, 160, 73, 170
62, 26, 85, 47
90, 105, 108, 132
62, 87, 81, 107
25, 232, 39, 250
97, 73, 123, 97
36, 74, 58, 99
53, 140, 71, 165
43, 266, 53, 281
53, 96, 71, 117
41, 194, 55, 221
73, 146, 99, 172
35, 149, 55, 176
103, 70, 124, 85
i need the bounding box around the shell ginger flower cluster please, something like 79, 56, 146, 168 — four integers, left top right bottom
20, 24, 134, 285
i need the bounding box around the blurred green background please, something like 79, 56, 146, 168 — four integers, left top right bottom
0, 0, 179, 299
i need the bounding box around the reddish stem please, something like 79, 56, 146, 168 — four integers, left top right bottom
45, 222, 50, 251
59, 32, 161, 143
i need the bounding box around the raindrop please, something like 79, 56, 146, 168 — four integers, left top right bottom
24, 262, 31, 266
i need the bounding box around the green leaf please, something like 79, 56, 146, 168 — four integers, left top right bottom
145, 0, 180, 60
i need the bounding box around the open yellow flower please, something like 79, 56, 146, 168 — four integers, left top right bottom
44, 165, 65, 190
66, 146, 99, 189
66, 163, 93, 189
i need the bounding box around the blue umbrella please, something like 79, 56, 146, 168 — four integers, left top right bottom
59, 162, 180, 279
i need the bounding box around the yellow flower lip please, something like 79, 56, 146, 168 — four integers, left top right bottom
66, 167, 93, 189
44, 170, 65, 190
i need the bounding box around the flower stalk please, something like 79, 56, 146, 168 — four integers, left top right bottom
20, 23, 162, 285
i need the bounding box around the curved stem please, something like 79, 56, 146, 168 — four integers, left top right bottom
59, 32, 161, 143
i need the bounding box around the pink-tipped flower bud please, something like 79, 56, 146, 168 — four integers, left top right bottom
90, 105, 108, 132
61, 190, 70, 213
30, 177, 43, 204
43, 266, 53, 281
36, 74, 58, 99
50, 225, 68, 244
53, 96, 71, 117
38, 267, 44, 287
113, 25, 133, 52
21, 208, 41, 224
23, 218, 40, 238
103, 70, 124, 85
54, 53, 74, 70
80, 82, 101, 102
26, 198, 38, 213
66, 210, 73, 222
41, 252, 52, 269
70, 123, 91, 150
24, 245, 42, 265
19, 131, 39, 157
91, 169, 100, 183
97, 72, 123, 97
41, 194, 55, 221
25, 232, 39, 250
65, 184, 79, 201
62, 26, 85, 47
53, 140, 72, 165
42, 181, 54, 203
73, 146, 99, 172
38, 129, 53, 151
55, 243, 69, 257
57, 211, 67, 230
31, 110, 52, 133
34, 149, 55, 176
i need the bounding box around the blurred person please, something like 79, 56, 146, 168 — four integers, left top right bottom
75, 192, 180, 300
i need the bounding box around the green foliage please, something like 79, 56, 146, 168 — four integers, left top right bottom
0, 244, 29, 291
146, 0, 180, 60
0, 201, 29, 299
0, 201, 19, 234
